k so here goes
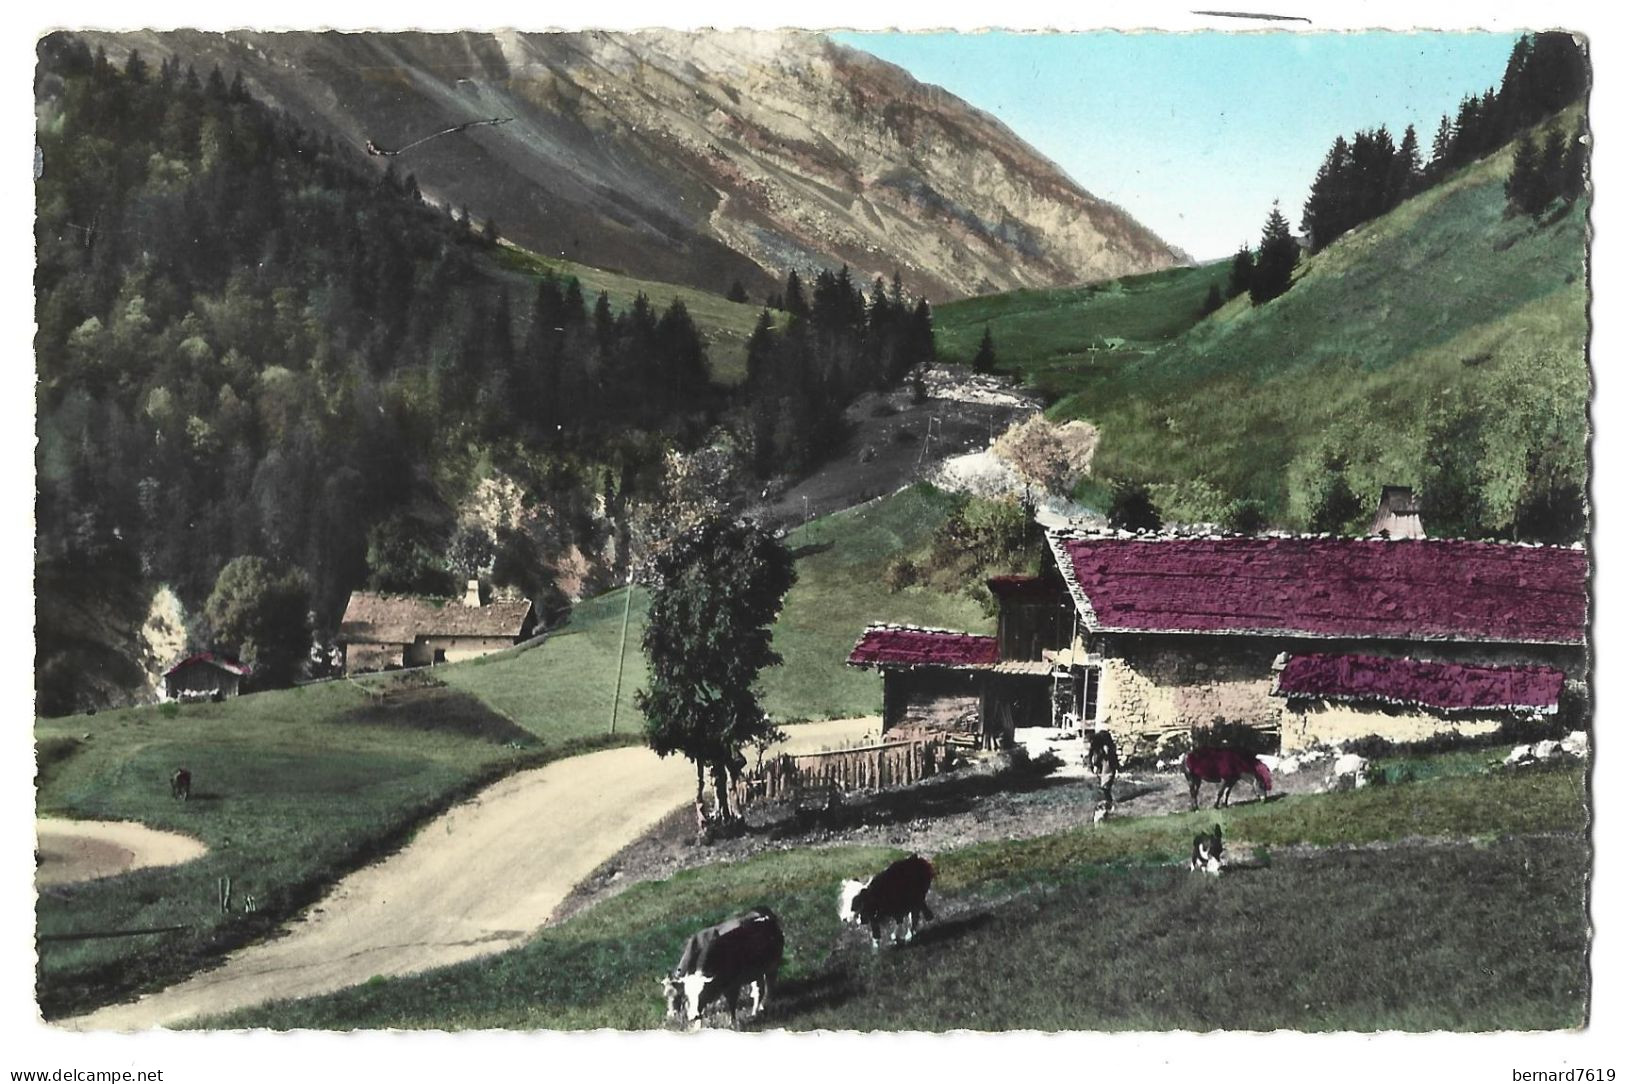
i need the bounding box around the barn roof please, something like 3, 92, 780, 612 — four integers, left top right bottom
847, 624, 999, 670
1046, 531, 1587, 644
1274, 653, 1565, 713
163, 652, 251, 678
338, 591, 534, 645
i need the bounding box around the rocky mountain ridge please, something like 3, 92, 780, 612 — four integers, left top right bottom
72, 29, 1185, 299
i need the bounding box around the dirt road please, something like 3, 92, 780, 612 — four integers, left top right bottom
63, 717, 878, 1031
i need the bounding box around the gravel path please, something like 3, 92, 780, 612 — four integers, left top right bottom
61, 718, 875, 1031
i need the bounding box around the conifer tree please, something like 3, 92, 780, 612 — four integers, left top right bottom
784, 269, 808, 319
1302, 136, 1351, 252
1505, 133, 1544, 215
1428, 114, 1454, 177
1199, 282, 1223, 317
972, 326, 997, 374
1561, 132, 1588, 201
1540, 129, 1568, 208
1249, 203, 1299, 306
1392, 124, 1422, 204
727, 279, 748, 303
1226, 245, 1254, 300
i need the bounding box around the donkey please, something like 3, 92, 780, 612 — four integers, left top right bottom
1182, 748, 1271, 809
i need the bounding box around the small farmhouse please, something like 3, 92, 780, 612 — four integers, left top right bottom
337, 580, 536, 674
162, 653, 251, 702
849, 525, 1587, 757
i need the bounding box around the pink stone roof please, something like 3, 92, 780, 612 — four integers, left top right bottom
847, 625, 999, 670
163, 652, 251, 678
1275, 653, 1565, 713
1050, 534, 1587, 644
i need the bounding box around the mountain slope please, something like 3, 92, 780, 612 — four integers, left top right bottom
74, 29, 1184, 300
1036, 107, 1588, 536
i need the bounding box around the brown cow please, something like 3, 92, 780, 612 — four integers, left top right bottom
170, 768, 191, 802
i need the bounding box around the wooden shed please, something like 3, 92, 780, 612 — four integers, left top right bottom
162, 653, 251, 702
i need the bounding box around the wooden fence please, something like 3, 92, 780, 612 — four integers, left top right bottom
730, 735, 965, 810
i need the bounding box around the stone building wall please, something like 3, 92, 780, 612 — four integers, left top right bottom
1080, 630, 1585, 757
1281, 702, 1502, 751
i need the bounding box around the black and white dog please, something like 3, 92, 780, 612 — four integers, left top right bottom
1188, 825, 1225, 875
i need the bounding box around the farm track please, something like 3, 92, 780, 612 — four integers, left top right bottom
61, 717, 877, 1031
35, 818, 209, 887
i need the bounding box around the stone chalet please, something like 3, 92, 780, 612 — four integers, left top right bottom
848, 526, 1588, 757
338, 580, 536, 674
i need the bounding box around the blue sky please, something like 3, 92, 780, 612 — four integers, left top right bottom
832, 32, 1518, 260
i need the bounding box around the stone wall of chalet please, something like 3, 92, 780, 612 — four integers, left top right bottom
1282, 703, 1501, 751
1083, 631, 1586, 758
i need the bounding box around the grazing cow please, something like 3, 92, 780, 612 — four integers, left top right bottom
170, 768, 191, 802
662, 907, 784, 1028
838, 854, 936, 948
1189, 825, 1225, 875
1183, 748, 1272, 809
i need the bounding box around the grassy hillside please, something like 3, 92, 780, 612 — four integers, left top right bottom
758, 485, 992, 721
33, 677, 630, 1018
1044, 108, 1588, 530
444, 485, 990, 734
496, 243, 763, 384
34, 483, 979, 1016
208, 760, 1588, 1031
933, 263, 1230, 402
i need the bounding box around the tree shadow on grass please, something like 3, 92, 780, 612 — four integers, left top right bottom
788, 541, 836, 561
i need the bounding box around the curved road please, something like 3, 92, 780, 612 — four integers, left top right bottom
64, 717, 878, 1031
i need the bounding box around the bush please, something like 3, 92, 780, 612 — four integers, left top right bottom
882, 556, 920, 592
1003, 745, 1063, 780
1223, 498, 1269, 535
158, 702, 181, 719
1107, 479, 1162, 532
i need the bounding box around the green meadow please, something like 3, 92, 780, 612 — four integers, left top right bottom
33, 677, 626, 1019
207, 760, 1588, 1032
1048, 109, 1589, 527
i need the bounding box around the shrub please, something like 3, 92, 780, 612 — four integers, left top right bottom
1003, 745, 1063, 780
882, 556, 920, 592
159, 702, 181, 719
1107, 479, 1162, 532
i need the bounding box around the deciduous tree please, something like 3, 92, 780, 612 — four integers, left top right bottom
203, 556, 311, 687
637, 517, 796, 822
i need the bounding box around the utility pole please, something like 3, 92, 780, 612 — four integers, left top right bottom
609, 571, 634, 734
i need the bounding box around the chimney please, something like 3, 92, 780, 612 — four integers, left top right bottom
463, 579, 482, 607
1369, 485, 1425, 540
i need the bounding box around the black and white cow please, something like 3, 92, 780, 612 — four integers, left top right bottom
838, 854, 936, 948
662, 907, 785, 1028
1188, 825, 1225, 875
